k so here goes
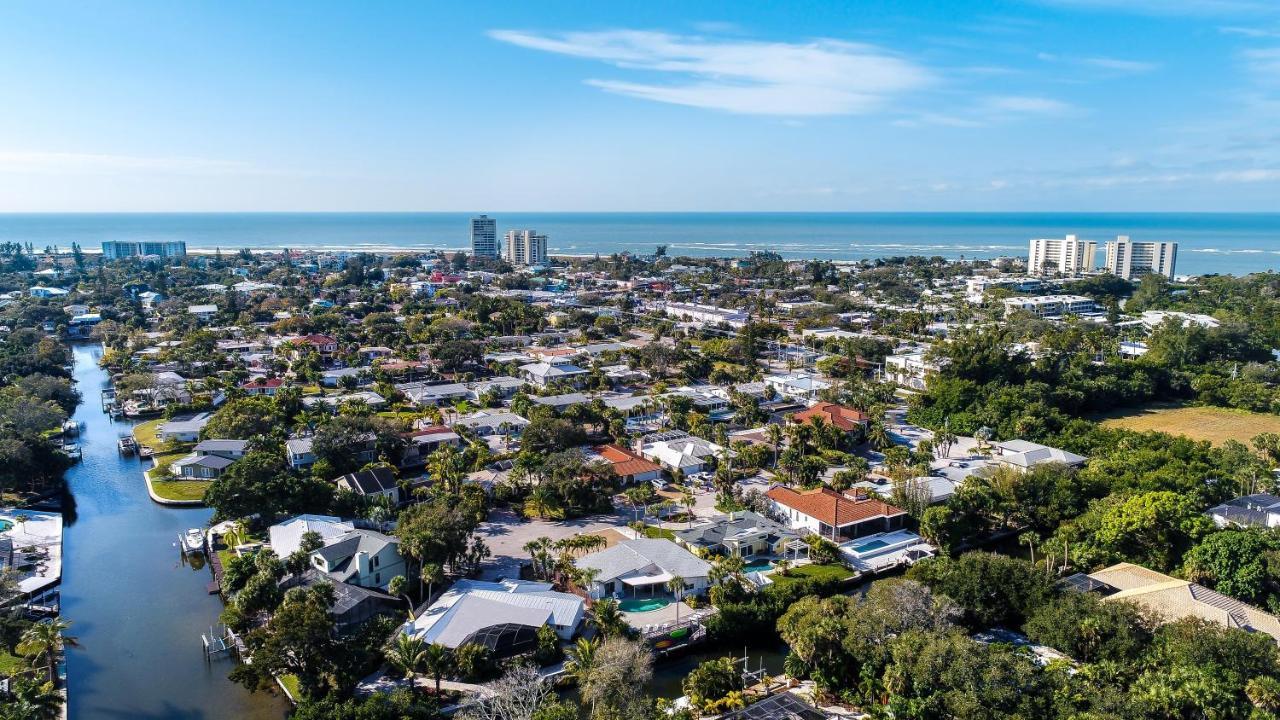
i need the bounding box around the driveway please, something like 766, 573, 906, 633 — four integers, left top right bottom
475, 507, 629, 581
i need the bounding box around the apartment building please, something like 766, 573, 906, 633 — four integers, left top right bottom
470, 215, 498, 258
102, 240, 187, 259
1102, 237, 1177, 280
505, 229, 548, 266
1028, 235, 1096, 276
1001, 294, 1099, 318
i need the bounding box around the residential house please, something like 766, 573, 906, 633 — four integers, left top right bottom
1065, 562, 1280, 642
575, 538, 713, 600
301, 391, 387, 412
673, 511, 803, 560
990, 440, 1087, 471
790, 402, 869, 443
170, 439, 249, 479
400, 425, 462, 468
158, 411, 213, 443
335, 467, 401, 505
519, 361, 589, 389
766, 486, 907, 541
310, 529, 406, 591
401, 579, 585, 655
286, 437, 318, 470
188, 304, 218, 322
1207, 494, 1280, 529
283, 569, 398, 634
268, 514, 355, 557
241, 377, 284, 396
764, 373, 831, 403
587, 445, 664, 485
637, 430, 729, 475
884, 350, 941, 391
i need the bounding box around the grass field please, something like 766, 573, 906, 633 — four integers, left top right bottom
150, 479, 210, 503
1098, 404, 1280, 446
767, 562, 857, 586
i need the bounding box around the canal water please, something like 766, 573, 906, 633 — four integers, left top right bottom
59, 343, 287, 720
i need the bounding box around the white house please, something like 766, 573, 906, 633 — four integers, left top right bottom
268, 514, 355, 557
188, 304, 218, 322
883, 350, 942, 391
1207, 494, 1280, 529
575, 538, 713, 600
637, 430, 728, 475
518, 361, 589, 389
401, 579, 586, 650
764, 373, 831, 403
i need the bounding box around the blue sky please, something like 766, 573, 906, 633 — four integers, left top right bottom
1, 0, 1278, 211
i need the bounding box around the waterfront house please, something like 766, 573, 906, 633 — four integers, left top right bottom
766, 485, 907, 541
170, 439, 249, 480
575, 538, 712, 600
283, 570, 399, 634
268, 514, 355, 557
310, 529, 406, 591
401, 579, 585, 655
158, 411, 213, 443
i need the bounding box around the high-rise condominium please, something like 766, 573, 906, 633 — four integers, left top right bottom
101, 240, 187, 260
505, 230, 547, 266
470, 215, 498, 258
1103, 236, 1178, 280
1028, 235, 1097, 276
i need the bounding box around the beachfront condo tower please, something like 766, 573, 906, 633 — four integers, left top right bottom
505, 229, 548, 266
101, 240, 188, 260
470, 215, 498, 258
1102, 237, 1178, 280
1028, 235, 1097, 276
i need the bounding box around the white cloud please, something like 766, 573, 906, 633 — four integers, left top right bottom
0, 151, 259, 176
980, 95, 1074, 114
1082, 56, 1160, 73
1219, 26, 1280, 38
1034, 0, 1275, 16
488, 29, 932, 116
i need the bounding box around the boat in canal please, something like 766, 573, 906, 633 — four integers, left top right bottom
116, 435, 136, 455
180, 528, 206, 555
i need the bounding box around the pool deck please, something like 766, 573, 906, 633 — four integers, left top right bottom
621, 599, 697, 629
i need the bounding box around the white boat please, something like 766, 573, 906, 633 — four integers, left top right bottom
181, 528, 205, 555
62, 420, 80, 436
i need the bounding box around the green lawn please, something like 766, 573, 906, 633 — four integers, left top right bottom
0, 649, 24, 677
279, 674, 301, 702
150, 479, 210, 503
132, 418, 166, 447
768, 563, 857, 585
642, 525, 675, 539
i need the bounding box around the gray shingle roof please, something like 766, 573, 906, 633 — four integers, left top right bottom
575, 538, 712, 583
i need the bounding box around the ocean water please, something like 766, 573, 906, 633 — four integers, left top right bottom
0, 212, 1277, 276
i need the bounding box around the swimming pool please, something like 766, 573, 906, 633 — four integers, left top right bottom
852, 539, 889, 553
743, 560, 774, 573
618, 598, 672, 613
0, 519, 12, 532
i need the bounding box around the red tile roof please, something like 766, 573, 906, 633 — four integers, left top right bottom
766, 485, 904, 527
791, 403, 869, 433
241, 377, 284, 389
593, 444, 662, 478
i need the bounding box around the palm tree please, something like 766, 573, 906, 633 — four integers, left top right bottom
421, 562, 444, 604
565, 636, 601, 713
866, 421, 891, 451
388, 575, 418, 620
680, 487, 696, 528
19, 618, 79, 685
525, 485, 559, 519
385, 633, 428, 690
766, 424, 784, 469
423, 642, 453, 695
591, 598, 626, 638
666, 575, 685, 624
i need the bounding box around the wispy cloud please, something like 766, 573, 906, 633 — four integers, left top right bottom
1033, 0, 1276, 16
1219, 26, 1280, 38
894, 94, 1075, 128
0, 151, 261, 176
1038, 52, 1160, 74
488, 29, 932, 116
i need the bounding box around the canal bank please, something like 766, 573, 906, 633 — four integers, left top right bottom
60, 343, 287, 720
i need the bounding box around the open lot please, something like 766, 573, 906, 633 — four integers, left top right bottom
1097, 404, 1280, 446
